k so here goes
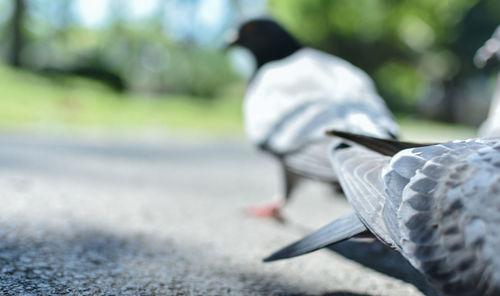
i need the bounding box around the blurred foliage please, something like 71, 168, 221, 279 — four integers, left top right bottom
0, 0, 240, 98
268, 0, 500, 117
1, 0, 500, 124
0, 62, 475, 140
75, 26, 239, 97
0, 63, 244, 132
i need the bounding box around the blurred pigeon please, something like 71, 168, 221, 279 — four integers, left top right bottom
475, 25, 500, 137
265, 131, 500, 296
474, 25, 500, 69
226, 18, 398, 219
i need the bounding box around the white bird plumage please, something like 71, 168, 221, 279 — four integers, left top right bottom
245, 48, 398, 153
228, 19, 398, 218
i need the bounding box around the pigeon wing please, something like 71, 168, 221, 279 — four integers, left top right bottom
330, 145, 401, 247
396, 139, 500, 296
281, 140, 337, 182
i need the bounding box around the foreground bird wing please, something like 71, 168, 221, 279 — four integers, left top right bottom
264, 143, 400, 261
263, 212, 367, 262
265, 132, 500, 296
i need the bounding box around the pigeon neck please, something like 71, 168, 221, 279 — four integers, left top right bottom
254, 43, 303, 69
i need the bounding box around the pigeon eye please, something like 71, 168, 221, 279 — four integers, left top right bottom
242, 23, 257, 34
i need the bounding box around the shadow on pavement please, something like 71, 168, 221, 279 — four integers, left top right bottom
327, 240, 439, 296
287, 292, 371, 296
0, 223, 381, 296
279, 219, 439, 296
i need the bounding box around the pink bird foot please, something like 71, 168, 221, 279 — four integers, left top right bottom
245, 200, 284, 221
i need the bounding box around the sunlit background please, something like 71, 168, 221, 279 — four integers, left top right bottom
0, 0, 499, 135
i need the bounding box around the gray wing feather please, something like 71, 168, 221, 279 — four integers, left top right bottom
393, 139, 500, 296
329, 137, 500, 296
263, 212, 367, 262
282, 140, 337, 182
330, 145, 399, 247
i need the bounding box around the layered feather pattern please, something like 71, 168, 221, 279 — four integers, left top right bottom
331, 137, 500, 296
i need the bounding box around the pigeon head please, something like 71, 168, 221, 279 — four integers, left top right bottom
226, 18, 303, 69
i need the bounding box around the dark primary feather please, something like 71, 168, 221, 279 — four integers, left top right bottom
327, 130, 432, 156
263, 212, 367, 262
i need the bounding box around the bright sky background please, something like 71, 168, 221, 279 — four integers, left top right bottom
73, 0, 267, 43
74, 0, 158, 28
73, 0, 107, 28
72, 0, 266, 75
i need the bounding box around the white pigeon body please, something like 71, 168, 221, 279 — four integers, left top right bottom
230, 19, 399, 217
244, 48, 398, 154
331, 138, 500, 295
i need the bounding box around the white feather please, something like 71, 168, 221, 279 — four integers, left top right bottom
244, 48, 398, 153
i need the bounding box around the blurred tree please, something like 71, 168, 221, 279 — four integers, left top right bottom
9, 0, 26, 67
56, 0, 73, 42
229, 0, 244, 19
268, 0, 500, 122
1, 0, 239, 97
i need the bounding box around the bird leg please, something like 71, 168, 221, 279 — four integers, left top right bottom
245, 162, 298, 221
244, 197, 284, 220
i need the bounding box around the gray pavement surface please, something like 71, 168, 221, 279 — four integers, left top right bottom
0, 132, 435, 295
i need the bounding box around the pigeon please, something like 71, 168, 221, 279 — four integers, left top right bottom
475, 25, 500, 137
264, 131, 500, 296
226, 18, 398, 219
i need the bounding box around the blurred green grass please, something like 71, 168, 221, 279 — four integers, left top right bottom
0, 65, 243, 134
0, 65, 477, 141
397, 117, 476, 142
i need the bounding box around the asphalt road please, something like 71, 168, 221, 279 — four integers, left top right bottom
0, 131, 437, 295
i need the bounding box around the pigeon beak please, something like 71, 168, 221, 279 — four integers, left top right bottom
223, 29, 240, 51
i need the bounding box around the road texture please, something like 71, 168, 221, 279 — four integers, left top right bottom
0, 131, 435, 295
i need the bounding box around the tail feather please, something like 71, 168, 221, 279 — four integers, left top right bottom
263, 212, 367, 262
